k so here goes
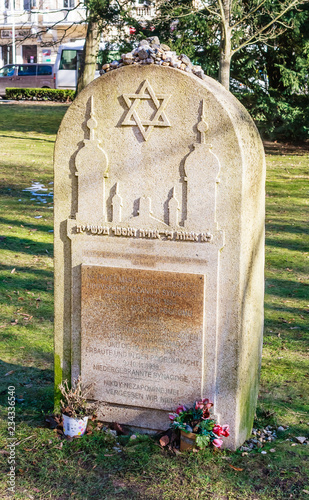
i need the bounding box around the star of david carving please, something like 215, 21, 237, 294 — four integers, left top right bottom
121, 80, 171, 141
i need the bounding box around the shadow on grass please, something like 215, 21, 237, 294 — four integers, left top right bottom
0, 103, 68, 136
266, 236, 308, 253
265, 223, 309, 236
264, 278, 308, 298
263, 141, 309, 156
0, 133, 55, 143
1, 264, 53, 280
0, 359, 54, 419
1, 236, 53, 255
0, 184, 53, 200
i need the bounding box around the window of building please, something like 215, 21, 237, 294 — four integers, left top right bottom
63, 0, 74, 8
1, 45, 12, 64
23, 0, 36, 9
22, 45, 37, 63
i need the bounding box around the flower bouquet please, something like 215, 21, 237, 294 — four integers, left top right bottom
169, 398, 229, 450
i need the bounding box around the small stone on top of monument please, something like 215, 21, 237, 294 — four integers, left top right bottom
99, 38, 206, 79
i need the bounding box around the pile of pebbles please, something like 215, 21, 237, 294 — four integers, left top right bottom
99, 36, 206, 80
240, 425, 308, 453
240, 425, 282, 452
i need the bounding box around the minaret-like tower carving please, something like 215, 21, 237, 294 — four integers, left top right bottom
75, 96, 109, 224
168, 187, 180, 227
111, 183, 123, 224
138, 196, 152, 220
184, 100, 221, 232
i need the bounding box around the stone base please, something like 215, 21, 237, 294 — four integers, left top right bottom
96, 403, 170, 433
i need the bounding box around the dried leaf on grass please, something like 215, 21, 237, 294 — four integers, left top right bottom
15, 435, 35, 446
228, 464, 244, 471
111, 422, 129, 435
54, 442, 63, 450
159, 435, 170, 447
157, 428, 179, 452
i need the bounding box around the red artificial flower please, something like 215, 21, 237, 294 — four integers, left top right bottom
221, 425, 230, 437
213, 424, 223, 436
168, 413, 176, 421
213, 438, 223, 448
195, 398, 213, 410
213, 424, 230, 437
176, 405, 187, 415
195, 398, 213, 419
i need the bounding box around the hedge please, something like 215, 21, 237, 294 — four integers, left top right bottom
236, 91, 309, 142
5, 87, 76, 102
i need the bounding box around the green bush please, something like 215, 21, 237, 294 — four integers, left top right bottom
236, 90, 309, 142
5, 87, 76, 102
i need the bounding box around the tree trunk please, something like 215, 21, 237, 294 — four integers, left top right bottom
218, 0, 232, 91
219, 50, 231, 91
76, 19, 100, 95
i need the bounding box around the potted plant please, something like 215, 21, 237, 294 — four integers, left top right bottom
169, 398, 229, 451
59, 376, 95, 437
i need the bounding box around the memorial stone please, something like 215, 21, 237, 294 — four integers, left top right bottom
54, 60, 265, 449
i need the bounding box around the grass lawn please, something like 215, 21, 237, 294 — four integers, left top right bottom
0, 103, 308, 500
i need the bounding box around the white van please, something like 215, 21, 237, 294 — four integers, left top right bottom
54, 40, 104, 90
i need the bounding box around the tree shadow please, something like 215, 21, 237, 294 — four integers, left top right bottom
0, 359, 54, 420
263, 141, 309, 156
1, 236, 53, 255
0, 103, 68, 136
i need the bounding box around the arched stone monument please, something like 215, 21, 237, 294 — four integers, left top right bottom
54, 64, 265, 449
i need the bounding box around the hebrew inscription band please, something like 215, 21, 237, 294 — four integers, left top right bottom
73, 224, 213, 242
81, 266, 205, 411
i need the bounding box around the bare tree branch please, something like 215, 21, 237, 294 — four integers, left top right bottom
231, 0, 308, 55
231, 0, 267, 29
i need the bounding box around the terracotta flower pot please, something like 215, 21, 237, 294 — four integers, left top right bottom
62, 414, 88, 437
180, 430, 197, 451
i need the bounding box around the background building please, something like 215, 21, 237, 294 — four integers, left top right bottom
0, 0, 87, 66
0, 0, 156, 67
